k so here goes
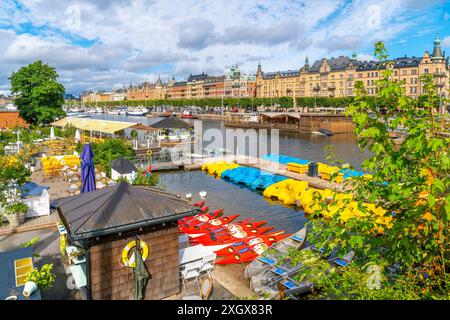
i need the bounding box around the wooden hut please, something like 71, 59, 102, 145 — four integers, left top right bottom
56, 182, 199, 300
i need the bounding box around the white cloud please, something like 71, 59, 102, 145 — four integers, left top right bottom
442, 36, 450, 48
0, 0, 446, 95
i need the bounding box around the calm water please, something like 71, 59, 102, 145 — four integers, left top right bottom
92, 114, 367, 170
159, 170, 307, 234
90, 114, 368, 232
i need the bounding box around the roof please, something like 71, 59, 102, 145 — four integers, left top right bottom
52, 117, 137, 134
110, 157, 137, 174
130, 123, 158, 131
151, 115, 193, 129
57, 181, 199, 241
309, 56, 357, 72
188, 73, 208, 82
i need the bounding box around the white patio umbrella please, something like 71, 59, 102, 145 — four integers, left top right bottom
50, 126, 56, 140
75, 129, 81, 142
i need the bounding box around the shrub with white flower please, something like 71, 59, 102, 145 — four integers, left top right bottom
1, 180, 28, 216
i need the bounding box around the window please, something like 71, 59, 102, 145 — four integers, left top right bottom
402, 70, 407, 75
411, 69, 417, 75
15, 257, 34, 287
367, 80, 370, 86
375, 72, 378, 77
340, 74, 343, 79
394, 71, 398, 76
424, 68, 429, 74
348, 74, 353, 78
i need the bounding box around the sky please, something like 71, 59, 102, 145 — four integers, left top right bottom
0, 0, 449, 96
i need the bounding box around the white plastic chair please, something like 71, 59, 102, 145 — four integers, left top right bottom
182, 276, 213, 300
181, 260, 202, 295
199, 253, 216, 276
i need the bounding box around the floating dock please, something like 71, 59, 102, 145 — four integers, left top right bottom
150, 155, 347, 191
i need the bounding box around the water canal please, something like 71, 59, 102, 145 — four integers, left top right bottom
92, 114, 369, 233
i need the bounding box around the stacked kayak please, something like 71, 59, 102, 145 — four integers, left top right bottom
202, 161, 240, 177
178, 201, 290, 264
233, 167, 262, 186
249, 174, 287, 191
244, 228, 307, 279
250, 247, 355, 300
215, 232, 290, 265
263, 179, 309, 205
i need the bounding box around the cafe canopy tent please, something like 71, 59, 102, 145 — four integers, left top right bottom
52, 117, 160, 147
151, 116, 193, 129
52, 117, 138, 135
56, 181, 200, 241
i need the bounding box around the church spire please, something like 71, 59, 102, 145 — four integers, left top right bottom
352, 50, 357, 59
257, 62, 262, 77
432, 33, 444, 61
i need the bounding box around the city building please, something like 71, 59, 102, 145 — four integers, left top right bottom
127, 77, 167, 101
256, 36, 449, 100
224, 64, 257, 98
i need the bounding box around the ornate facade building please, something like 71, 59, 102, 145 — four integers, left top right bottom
224, 64, 257, 98
256, 36, 449, 100
127, 77, 167, 100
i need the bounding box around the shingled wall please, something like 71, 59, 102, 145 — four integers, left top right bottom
89, 224, 180, 300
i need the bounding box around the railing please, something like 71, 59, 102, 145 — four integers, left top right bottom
433, 72, 447, 77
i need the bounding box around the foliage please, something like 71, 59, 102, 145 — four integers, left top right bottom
299, 41, 449, 299
25, 263, 56, 290
132, 170, 160, 186
0, 180, 28, 216
9, 60, 66, 125
77, 139, 135, 176
0, 156, 31, 187
21, 237, 40, 248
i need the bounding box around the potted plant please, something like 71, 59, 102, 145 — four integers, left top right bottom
1, 180, 28, 228
23, 264, 56, 297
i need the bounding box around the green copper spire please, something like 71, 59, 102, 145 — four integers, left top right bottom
434, 34, 441, 46
352, 51, 357, 59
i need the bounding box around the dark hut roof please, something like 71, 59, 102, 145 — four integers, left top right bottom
151, 115, 193, 129
130, 123, 158, 131
111, 157, 137, 174
57, 182, 199, 241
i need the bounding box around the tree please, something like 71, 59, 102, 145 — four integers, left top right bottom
9, 61, 66, 125
293, 42, 449, 299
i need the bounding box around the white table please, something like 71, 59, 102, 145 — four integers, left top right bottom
179, 245, 216, 266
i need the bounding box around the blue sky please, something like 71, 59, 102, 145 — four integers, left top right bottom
0, 0, 449, 96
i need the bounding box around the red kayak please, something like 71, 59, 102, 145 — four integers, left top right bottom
190, 226, 275, 246
185, 219, 267, 236
193, 200, 205, 207
179, 200, 206, 224
180, 214, 241, 234
178, 208, 224, 230
215, 232, 290, 257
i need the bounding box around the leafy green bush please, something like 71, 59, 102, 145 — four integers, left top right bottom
25, 263, 56, 290
77, 139, 135, 176
298, 41, 449, 300
133, 170, 160, 186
